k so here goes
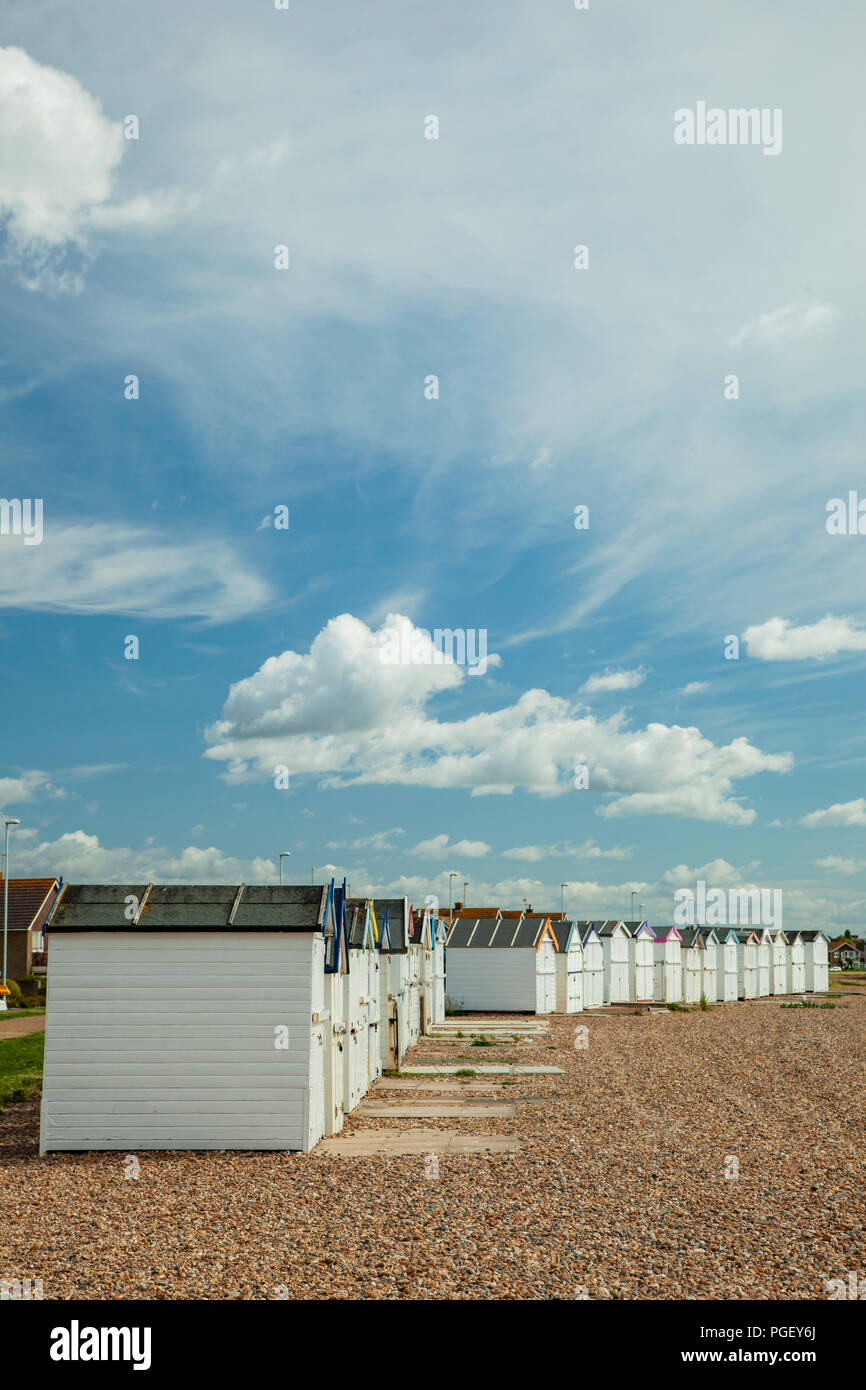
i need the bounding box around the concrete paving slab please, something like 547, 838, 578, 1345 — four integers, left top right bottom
356, 1104, 516, 1118
317, 1130, 521, 1156
373, 1078, 508, 1092
401, 1064, 564, 1075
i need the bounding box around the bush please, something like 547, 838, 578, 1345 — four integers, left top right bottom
1, 978, 22, 1004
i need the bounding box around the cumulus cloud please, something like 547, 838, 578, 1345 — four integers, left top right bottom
0, 521, 269, 621
744, 615, 866, 661
580, 667, 646, 694
680, 681, 708, 696
9, 827, 275, 884
204, 612, 792, 824
408, 833, 491, 859
0, 769, 61, 808
729, 302, 838, 348
800, 799, 866, 829
813, 855, 863, 876
0, 46, 187, 289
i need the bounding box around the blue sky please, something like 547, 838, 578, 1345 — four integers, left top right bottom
1, 1, 866, 931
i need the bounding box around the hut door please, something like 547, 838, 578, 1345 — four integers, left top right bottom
388, 1005, 398, 1069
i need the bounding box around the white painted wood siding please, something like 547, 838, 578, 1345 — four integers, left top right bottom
445, 948, 538, 1012
40, 932, 320, 1153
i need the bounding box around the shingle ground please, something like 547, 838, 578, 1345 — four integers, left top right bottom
1, 995, 863, 1300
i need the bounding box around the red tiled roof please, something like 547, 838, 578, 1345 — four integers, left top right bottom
0, 878, 59, 932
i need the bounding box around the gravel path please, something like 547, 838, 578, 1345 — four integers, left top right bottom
1, 997, 863, 1300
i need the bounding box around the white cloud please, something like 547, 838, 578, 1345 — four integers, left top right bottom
580, 667, 646, 694
729, 302, 838, 348
0, 46, 185, 289
501, 839, 632, 862
814, 855, 863, 876
408, 833, 490, 859
744, 615, 866, 662
801, 799, 866, 829
204, 612, 792, 824
680, 681, 708, 696
0, 521, 269, 622
326, 828, 405, 853
9, 827, 275, 884
0, 769, 60, 808
662, 858, 749, 888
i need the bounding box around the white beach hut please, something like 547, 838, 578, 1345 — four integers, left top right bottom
343, 899, 377, 1113
701, 929, 721, 1002
756, 929, 772, 997
322, 880, 349, 1137
713, 928, 740, 1002
735, 928, 759, 999
786, 930, 807, 995
800, 930, 830, 993
625, 920, 655, 1002
40, 883, 333, 1153
580, 923, 604, 1009
432, 918, 447, 1025
770, 931, 788, 995
592, 920, 631, 1004
553, 919, 583, 1013
679, 928, 705, 1004
652, 926, 682, 1003
376, 897, 412, 1069
444, 913, 559, 1014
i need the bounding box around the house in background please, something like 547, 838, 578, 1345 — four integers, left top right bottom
0, 877, 61, 982
828, 935, 866, 969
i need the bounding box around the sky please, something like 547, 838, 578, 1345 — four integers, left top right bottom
1, 0, 865, 932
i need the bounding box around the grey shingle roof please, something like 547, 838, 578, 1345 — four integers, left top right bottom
48, 883, 327, 932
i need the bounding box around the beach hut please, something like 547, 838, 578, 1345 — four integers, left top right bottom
624, 920, 655, 1002
580, 923, 604, 1009
786, 931, 806, 994
412, 904, 438, 1036
432, 918, 447, 1024
713, 928, 740, 1002
680, 928, 705, 1004
756, 929, 772, 997
344, 899, 378, 1112
800, 930, 830, 993
733, 928, 759, 999
652, 926, 682, 1002
770, 930, 788, 995
376, 897, 413, 1068
322, 880, 350, 1136
592, 920, 631, 1004
553, 919, 583, 1013
444, 913, 559, 1013
40, 883, 333, 1153
700, 928, 720, 1002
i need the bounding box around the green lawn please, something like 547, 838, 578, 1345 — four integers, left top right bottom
0, 1008, 46, 1023
0, 1031, 44, 1108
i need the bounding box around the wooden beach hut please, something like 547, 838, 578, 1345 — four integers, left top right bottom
652, 925, 682, 1003
679, 928, 705, 1004
40, 883, 333, 1153
580, 923, 604, 1009
800, 929, 830, 993
444, 913, 559, 1013
713, 927, 740, 1002
625, 920, 655, 1003
553, 919, 583, 1013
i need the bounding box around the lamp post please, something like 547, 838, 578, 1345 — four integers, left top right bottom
631, 890, 637, 922
2, 819, 20, 1012
463, 880, 468, 906
279, 852, 291, 886
448, 871, 458, 920
560, 883, 569, 920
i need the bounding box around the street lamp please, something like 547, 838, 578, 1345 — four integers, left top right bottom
279, 852, 291, 886
463, 880, 468, 906
448, 871, 459, 920
560, 883, 569, 920
631, 890, 637, 922
2, 819, 20, 1012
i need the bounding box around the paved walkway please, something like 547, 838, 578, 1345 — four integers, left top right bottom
318, 1128, 521, 1156
0, 1015, 45, 1040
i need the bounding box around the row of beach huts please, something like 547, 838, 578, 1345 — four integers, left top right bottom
442, 912, 830, 1013
35, 882, 828, 1155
